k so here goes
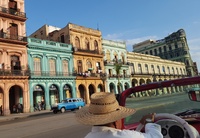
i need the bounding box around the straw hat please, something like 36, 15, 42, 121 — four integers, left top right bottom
75, 92, 136, 125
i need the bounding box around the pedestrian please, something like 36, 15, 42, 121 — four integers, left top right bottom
76, 92, 163, 138
37, 101, 41, 111
34, 103, 38, 111
0, 105, 2, 115
17, 103, 22, 113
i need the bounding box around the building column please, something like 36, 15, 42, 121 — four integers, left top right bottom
4, 88, 10, 115
45, 84, 50, 110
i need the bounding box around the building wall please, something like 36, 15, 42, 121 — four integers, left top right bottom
133, 29, 196, 76
29, 23, 105, 104
102, 39, 131, 94
27, 37, 76, 111
127, 52, 186, 82
0, 0, 29, 115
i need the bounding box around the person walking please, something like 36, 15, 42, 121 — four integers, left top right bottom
17, 103, 22, 113
0, 105, 3, 115
76, 92, 163, 138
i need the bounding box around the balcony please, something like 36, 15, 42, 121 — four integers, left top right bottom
0, 69, 29, 76
0, 32, 27, 44
73, 47, 103, 56
30, 71, 75, 77
0, 6, 26, 21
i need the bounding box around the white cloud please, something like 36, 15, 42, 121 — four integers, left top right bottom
104, 32, 158, 52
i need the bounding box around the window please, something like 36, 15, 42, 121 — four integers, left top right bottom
121, 54, 125, 64
75, 36, 80, 48
62, 60, 68, 75
159, 47, 162, 53
176, 68, 179, 74
164, 46, 167, 52
94, 40, 98, 51
172, 67, 175, 74
85, 38, 90, 50
150, 50, 153, 55
11, 55, 20, 70
145, 64, 148, 73
106, 50, 111, 61
61, 34, 65, 43
109, 69, 112, 76
169, 45, 172, 51
175, 43, 178, 49
33, 58, 41, 75
138, 64, 142, 74
167, 67, 170, 74
154, 49, 157, 55
151, 65, 155, 73
130, 64, 135, 74
180, 68, 183, 75
162, 66, 165, 74
49, 59, 56, 75
157, 66, 160, 74
77, 60, 83, 73
87, 61, 92, 70
10, 23, 18, 40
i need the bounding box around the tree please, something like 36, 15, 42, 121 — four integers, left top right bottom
114, 62, 122, 93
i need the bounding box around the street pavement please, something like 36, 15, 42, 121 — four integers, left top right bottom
0, 92, 185, 123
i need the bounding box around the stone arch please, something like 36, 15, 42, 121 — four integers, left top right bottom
78, 84, 86, 101
9, 85, 23, 114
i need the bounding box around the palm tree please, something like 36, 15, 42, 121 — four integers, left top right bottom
114, 62, 122, 93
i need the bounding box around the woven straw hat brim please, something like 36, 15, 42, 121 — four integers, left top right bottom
75, 105, 136, 125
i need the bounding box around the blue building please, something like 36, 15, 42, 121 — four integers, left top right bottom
27, 37, 76, 112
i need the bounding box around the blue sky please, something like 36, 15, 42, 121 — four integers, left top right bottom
25, 0, 200, 70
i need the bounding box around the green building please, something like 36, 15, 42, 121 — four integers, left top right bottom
133, 29, 196, 76
27, 37, 76, 112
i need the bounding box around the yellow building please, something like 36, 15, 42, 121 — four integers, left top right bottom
30, 23, 105, 104
127, 52, 187, 96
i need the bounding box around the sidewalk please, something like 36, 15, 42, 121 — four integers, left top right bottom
0, 110, 52, 123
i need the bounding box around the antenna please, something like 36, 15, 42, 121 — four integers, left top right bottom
97, 23, 99, 30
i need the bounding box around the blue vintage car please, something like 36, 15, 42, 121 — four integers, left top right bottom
51, 98, 85, 114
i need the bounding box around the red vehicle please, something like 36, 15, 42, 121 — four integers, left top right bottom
119, 76, 200, 138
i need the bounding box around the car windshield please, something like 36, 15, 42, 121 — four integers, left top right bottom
122, 77, 200, 126
61, 100, 67, 103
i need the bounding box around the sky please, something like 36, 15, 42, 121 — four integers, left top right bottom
25, 0, 200, 70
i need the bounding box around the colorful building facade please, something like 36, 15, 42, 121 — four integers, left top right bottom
133, 29, 196, 76
0, 0, 29, 115
29, 23, 105, 104
127, 52, 187, 96
27, 37, 75, 111
102, 39, 131, 94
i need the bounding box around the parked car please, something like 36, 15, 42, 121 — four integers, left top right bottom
119, 76, 200, 138
51, 98, 85, 114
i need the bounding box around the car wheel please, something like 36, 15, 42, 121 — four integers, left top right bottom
61, 108, 65, 113
53, 110, 57, 114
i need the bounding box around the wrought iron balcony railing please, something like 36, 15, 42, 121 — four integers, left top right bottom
0, 6, 26, 18
0, 69, 29, 76
30, 71, 75, 77
0, 32, 26, 42
74, 47, 103, 55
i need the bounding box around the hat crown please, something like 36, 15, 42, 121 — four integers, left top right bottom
89, 92, 119, 114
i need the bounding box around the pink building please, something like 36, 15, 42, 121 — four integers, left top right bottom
0, 0, 29, 115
